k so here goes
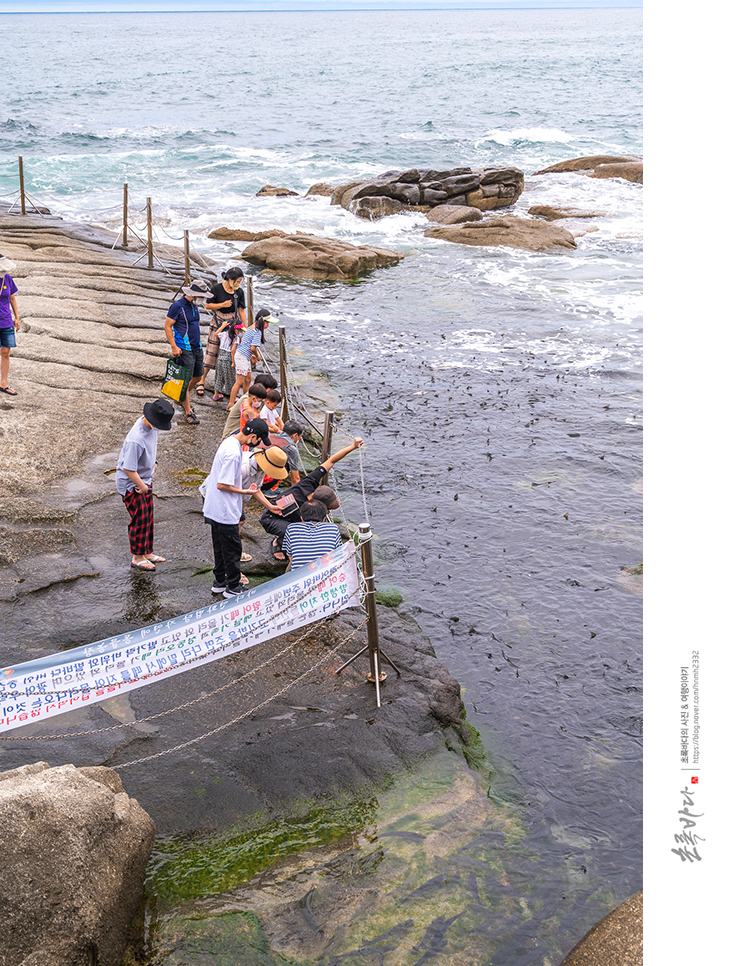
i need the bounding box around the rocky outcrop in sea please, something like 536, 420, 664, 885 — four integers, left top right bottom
424, 215, 577, 251
329, 166, 525, 219
239, 230, 404, 280
534, 154, 643, 184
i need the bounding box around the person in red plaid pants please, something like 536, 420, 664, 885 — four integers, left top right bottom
115, 399, 174, 571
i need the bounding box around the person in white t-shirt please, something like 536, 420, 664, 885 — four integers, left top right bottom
202, 424, 288, 597
261, 388, 284, 433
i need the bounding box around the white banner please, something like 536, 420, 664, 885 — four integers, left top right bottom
0, 547, 360, 735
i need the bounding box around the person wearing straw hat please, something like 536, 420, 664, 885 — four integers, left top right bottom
0, 254, 20, 396
115, 398, 175, 572
202, 426, 287, 597
164, 278, 213, 425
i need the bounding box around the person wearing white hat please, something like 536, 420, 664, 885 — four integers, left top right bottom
163, 278, 213, 424
0, 255, 20, 396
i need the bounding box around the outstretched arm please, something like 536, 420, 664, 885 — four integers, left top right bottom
322, 437, 364, 471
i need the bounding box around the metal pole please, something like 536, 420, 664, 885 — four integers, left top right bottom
246, 276, 254, 327
18, 157, 26, 216
279, 325, 289, 422
146, 197, 153, 269
359, 523, 383, 706
183, 230, 191, 285
122, 183, 128, 247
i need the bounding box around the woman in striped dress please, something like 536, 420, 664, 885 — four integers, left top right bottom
202, 268, 246, 396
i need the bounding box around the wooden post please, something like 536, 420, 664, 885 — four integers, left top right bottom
246, 276, 254, 327
320, 410, 334, 484
183, 230, 191, 285
18, 157, 26, 216
358, 523, 383, 706
122, 183, 128, 247
146, 197, 153, 269
279, 325, 289, 422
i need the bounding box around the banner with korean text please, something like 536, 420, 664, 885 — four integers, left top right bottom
0, 547, 360, 735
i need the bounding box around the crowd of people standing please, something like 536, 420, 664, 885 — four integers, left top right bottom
117, 273, 363, 596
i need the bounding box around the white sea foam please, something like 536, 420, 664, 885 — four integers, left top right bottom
476, 128, 574, 147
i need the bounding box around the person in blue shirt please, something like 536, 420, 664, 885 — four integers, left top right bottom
164, 278, 212, 425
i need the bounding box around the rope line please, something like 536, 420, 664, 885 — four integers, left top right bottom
113, 616, 369, 770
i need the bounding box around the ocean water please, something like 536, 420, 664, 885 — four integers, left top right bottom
1, 8, 642, 966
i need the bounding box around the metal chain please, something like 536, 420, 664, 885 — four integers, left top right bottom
114, 616, 368, 770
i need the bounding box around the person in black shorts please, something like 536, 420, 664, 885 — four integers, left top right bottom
163, 279, 213, 425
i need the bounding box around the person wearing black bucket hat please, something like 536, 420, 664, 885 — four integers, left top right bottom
115, 398, 174, 572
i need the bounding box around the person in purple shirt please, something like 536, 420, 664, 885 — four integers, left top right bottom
0, 255, 20, 396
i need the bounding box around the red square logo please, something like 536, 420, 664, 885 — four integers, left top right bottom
691, 776, 699, 784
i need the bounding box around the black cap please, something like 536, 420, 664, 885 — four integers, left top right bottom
242, 417, 271, 446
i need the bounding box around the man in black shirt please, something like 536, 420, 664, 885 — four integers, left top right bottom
261, 437, 363, 560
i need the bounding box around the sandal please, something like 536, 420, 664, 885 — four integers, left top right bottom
241, 552, 253, 563
212, 393, 224, 401
183, 411, 200, 425
272, 538, 287, 562
0, 386, 18, 396
131, 560, 156, 571
196, 385, 205, 396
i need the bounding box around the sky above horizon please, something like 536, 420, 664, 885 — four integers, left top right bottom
0, 1, 643, 12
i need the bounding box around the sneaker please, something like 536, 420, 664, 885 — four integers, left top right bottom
211, 583, 226, 594
223, 584, 246, 598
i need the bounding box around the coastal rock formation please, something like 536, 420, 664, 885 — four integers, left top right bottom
240, 231, 404, 280
0, 761, 155, 966
0, 213, 217, 497
425, 215, 577, 252
256, 184, 299, 197
208, 227, 287, 242
534, 155, 640, 174
592, 161, 643, 184
331, 166, 524, 219
528, 205, 606, 221
305, 182, 335, 197
426, 204, 483, 225
534, 155, 643, 184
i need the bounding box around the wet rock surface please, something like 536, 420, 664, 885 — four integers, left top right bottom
425, 214, 577, 251
0, 215, 472, 850
0, 761, 154, 966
